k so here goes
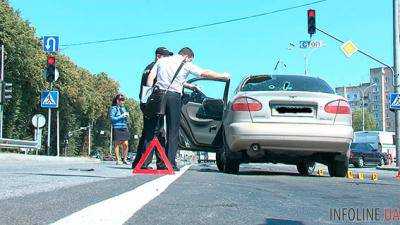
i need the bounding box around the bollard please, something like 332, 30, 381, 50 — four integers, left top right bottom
370, 172, 378, 181
346, 171, 354, 179
358, 172, 365, 180
316, 169, 324, 176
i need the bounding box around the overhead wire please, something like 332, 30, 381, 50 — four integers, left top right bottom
61, 0, 328, 48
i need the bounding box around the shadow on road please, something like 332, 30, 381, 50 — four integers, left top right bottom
6, 172, 120, 179
107, 166, 133, 170
263, 218, 305, 225
196, 167, 330, 178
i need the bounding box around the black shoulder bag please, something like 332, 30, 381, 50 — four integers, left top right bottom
144, 60, 186, 117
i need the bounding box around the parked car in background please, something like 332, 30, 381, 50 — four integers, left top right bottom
179, 74, 353, 177
349, 142, 388, 167
353, 131, 395, 162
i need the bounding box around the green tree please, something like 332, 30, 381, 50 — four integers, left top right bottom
352, 109, 377, 131
0, 1, 143, 156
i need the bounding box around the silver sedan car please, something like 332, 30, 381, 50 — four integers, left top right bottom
179, 74, 353, 177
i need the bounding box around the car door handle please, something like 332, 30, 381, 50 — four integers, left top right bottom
209, 125, 217, 132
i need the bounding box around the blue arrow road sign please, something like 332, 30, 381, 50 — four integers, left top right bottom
43, 36, 59, 52
389, 93, 400, 110
40, 91, 59, 109
299, 41, 310, 49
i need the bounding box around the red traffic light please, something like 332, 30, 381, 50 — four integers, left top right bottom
308, 9, 315, 18
307, 9, 316, 35
47, 56, 56, 65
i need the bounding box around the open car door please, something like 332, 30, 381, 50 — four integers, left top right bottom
179, 78, 230, 152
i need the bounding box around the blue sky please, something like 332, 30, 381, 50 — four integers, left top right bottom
9, 0, 393, 100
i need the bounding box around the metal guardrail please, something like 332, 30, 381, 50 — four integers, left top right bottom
0, 138, 40, 149
0, 129, 42, 150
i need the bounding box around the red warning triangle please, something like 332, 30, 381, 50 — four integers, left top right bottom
395, 171, 400, 180
132, 136, 174, 175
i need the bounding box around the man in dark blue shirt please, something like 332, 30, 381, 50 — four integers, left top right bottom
132, 47, 173, 169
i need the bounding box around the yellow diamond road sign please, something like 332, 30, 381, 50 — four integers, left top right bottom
341, 40, 358, 58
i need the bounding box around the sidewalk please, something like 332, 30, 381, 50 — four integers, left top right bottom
0, 153, 100, 164
376, 164, 399, 171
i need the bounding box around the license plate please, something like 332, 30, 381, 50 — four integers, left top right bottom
270, 104, 316, 117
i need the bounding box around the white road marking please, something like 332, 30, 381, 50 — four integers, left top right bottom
51, 165, 191, 225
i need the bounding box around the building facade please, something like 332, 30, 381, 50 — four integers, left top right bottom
335, 67, 395, 132
369, 67, 395, 131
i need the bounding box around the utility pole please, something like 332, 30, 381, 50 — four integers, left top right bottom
0, 43, 4, 138
47, 83, 52, 155
393, 0, 400, 167
360, 83, 377, 131
381, 73, 386, 132
57, 110, 60, 156
88, 122, 92, 156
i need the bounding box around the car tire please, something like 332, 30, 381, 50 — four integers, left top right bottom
379, 157, 385, 166
224, 160, 240, 174
222, 131, 240, 174
296, 162, 316, 176
216, 152, 224, 172
356, 157, 364, 168
328, 156, 349, 177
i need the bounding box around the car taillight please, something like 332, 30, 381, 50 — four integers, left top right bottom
324, 100, 351, 114
232, 97, 262, 111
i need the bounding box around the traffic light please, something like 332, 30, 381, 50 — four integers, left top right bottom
46, 55, 56, 82
307, 9, 316, 36
1, 82, 12, 102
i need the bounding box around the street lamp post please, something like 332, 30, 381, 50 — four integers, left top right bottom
359, 83, 377, 131
304, 48, 319, 76
288, 42, 324, 76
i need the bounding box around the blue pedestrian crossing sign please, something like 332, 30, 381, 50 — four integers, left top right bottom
40, 91, 59, 109
389, 93, 400, 110
43, 36, 60, 52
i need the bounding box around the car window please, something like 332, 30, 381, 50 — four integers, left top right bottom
183, 79, 227, 104
351, 143, 373, 152
241, 75, 334, 94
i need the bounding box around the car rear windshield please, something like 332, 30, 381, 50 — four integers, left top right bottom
350, 143, 373, 152
241, 75, 334, 94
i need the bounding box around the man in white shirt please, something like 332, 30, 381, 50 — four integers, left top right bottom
147, 47, 229, 171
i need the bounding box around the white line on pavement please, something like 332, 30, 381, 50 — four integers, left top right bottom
50, 165, 191, 225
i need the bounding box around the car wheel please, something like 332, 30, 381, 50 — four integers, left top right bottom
328, 156, 349, 177
379, 157, 385, 166
357, 157, 364, 168
216, 152, 224, 172
296, 162, 316, 176
222, 131, 240, 174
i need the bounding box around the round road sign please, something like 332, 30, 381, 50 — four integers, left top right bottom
32, 114, 46, 128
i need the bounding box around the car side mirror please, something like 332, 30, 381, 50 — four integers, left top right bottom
197, 98, 224, 120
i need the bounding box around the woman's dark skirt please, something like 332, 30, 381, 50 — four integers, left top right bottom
113, 128, 130, 142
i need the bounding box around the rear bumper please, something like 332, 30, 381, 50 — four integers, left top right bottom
225, 122, 353, 154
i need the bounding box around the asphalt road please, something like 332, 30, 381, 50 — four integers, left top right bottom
0, 160, 399, 225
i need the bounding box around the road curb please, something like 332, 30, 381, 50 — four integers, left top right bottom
0, 153, 100, 164
376, 166, 399, 171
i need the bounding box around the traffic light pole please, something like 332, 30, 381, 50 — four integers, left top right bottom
393, 0, 400, 168
47, 83, 52, 155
